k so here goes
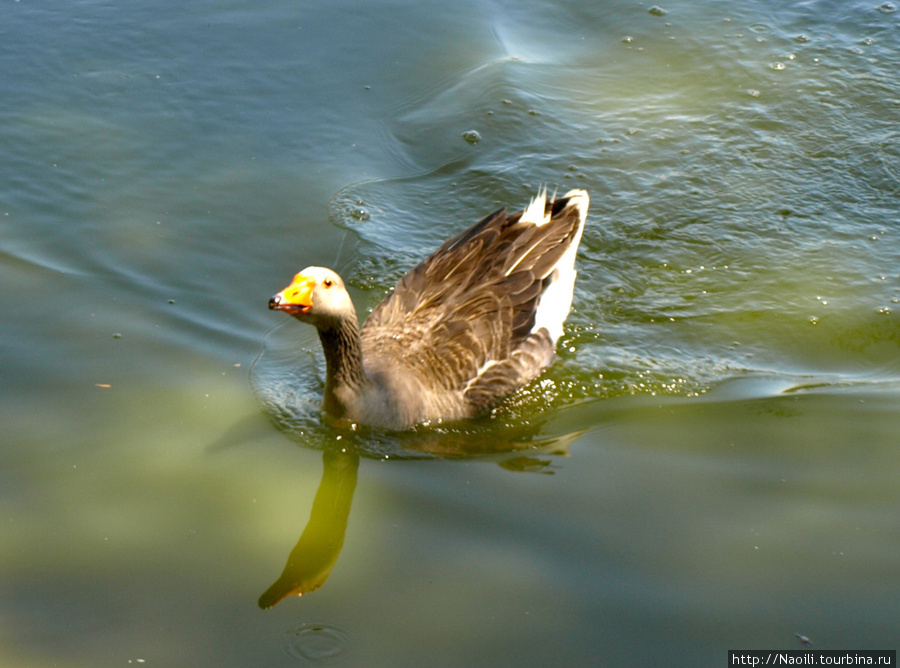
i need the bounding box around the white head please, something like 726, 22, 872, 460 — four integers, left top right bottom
268, 266, 356, 329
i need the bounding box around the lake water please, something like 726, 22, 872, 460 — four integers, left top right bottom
3, 0, 899, 665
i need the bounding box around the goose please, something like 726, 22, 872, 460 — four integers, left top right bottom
268, 188, 589, 430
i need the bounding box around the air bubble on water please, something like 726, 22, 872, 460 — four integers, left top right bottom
461, 130, 481, 145
877, 3, 896, 13
770, 62, 786, 70
282, 624, 349, 663
648, 6, 667, 17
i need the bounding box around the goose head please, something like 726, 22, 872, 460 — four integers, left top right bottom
269, 266, 356, 329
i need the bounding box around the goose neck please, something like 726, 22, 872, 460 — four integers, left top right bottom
318, 316, 367, 417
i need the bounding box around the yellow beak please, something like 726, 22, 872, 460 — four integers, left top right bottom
269, 273, 316, 314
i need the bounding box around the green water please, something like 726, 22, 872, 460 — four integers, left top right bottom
2, 0, 899, 665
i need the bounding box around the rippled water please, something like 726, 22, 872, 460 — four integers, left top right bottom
2, 0, 899, 666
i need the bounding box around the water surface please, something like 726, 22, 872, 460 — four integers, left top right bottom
2, 0, 899, 666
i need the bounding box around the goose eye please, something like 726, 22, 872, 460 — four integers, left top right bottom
323, 278, 333, 288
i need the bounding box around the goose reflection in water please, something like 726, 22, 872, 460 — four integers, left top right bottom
258, 448, 358, 609
256, 422, 579, 608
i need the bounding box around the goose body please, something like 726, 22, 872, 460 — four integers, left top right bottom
269, 188, 589, 430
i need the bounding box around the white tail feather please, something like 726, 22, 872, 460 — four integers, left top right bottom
531, 188, 589, 345
519, 187, 550, 226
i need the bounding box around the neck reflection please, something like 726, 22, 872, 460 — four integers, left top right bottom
259, 448, 359, 609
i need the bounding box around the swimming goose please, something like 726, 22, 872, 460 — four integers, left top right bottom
268, 188, 589, 430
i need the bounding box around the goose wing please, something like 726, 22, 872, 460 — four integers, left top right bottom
360, 190, 587, 411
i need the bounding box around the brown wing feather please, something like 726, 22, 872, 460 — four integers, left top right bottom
360, 193, 583, 408
463, 329, 555, 412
